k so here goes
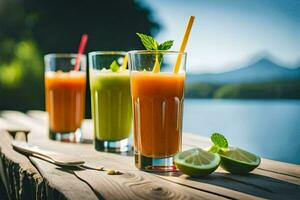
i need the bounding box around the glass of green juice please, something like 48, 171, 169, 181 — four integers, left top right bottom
89, 51, 132, 152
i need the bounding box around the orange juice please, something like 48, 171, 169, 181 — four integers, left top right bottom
45, 71, 86, 134
131, 72, 185, 158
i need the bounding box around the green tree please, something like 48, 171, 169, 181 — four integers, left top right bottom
23, 0, 160, 54
213, 81, 300, 99
185, 83, 219, 98
0, 0, 160, 115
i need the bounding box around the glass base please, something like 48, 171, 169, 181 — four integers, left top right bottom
95, 138, 131, 153
49, 128, 82, 143
135, 152, 177, 172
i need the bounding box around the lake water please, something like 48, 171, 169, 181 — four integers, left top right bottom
183, 99, 300, 164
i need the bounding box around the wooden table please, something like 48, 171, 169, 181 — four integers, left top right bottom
0, 110, 299, 200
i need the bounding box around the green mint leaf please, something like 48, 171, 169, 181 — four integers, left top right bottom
136, 33, 158, 50
158, 40, 174, 50
211, 133, 228, 148
208, 145, 220, 153
110, 60, 120, 72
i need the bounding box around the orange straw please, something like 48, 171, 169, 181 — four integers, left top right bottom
74, 34, 88, 71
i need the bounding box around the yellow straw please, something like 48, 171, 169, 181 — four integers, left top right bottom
152, 55, 160, 73
173, 16, 195, 73
121, 53, 128, 70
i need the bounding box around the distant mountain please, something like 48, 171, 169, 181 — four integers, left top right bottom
187, 58, 300, 84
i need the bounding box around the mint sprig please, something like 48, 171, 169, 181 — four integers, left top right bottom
136, 33, 158, 50
136, 33, 173, 69
110, 60, 120, 72
136, 33, 173, 51
158, 40, 174, 50
209, 133, 229, 153
211, 133, 228, 148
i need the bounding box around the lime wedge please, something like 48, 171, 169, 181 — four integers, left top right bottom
174, 148, 220, 177
219, 147, 261, 174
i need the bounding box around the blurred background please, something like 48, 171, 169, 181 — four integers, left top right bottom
0, 0, 299, 164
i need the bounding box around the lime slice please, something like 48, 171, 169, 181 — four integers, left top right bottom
219, 147, 261, 174
174, 148, 220, 177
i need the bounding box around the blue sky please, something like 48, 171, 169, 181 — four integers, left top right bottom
140, 0, 300, 73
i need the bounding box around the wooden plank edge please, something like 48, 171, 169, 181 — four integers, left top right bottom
0, 131, 45, 199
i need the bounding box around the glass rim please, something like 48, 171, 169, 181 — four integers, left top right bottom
44, 53, 87, 59
128, 50, 187, 55
88, 51, 127, 57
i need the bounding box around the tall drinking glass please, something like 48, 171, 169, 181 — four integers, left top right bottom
89, 51, 132, 152
44, 54, 86, 142
128, 50, 186, 171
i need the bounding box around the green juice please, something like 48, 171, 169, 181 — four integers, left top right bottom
90, 70, 132, 141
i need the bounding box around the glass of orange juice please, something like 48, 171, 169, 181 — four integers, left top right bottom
128, 50, 186, 171
44, 54, 86, 142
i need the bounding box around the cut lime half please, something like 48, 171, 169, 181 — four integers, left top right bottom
219, 147, 261, 174
174, 148, 220, 177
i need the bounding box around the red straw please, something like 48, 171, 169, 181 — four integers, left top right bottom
74, 34, 88, 71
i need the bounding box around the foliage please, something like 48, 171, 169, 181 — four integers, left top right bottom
214, 80, 300, 99
23, 0, 160, 54
0, 40, 43, 110
185, 80, 300, 99
136, 33, 173, 51
109, 60, 120, 72
0, 0, 159, 114
185, 83, 219, 98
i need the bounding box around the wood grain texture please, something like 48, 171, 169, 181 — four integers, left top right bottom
259, 158, 300, 178
0, 131, 45, 199
0, 113, 98, 200
29, 157, 98, 200
74, 169, 228, 200
0, 110, 299, 200
156, 168, 300, 200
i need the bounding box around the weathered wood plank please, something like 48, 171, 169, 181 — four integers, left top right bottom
0, 117, 29, 133
254, 168, 300, 185
29, 157, 99, 200
0, 115, 98, 200
26, 110, 48, 124
156, 167, 300, 200
258, 158, 300, 178
0, 118, 10, 130
74, 169, 229, 200
0, 131, 45, 199
155, 173, 264, 200
1, 110, 300, 200
2, 111, 230, 199
70, 149, 299, 199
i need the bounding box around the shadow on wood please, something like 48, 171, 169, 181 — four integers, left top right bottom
169, 171, 300, 199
